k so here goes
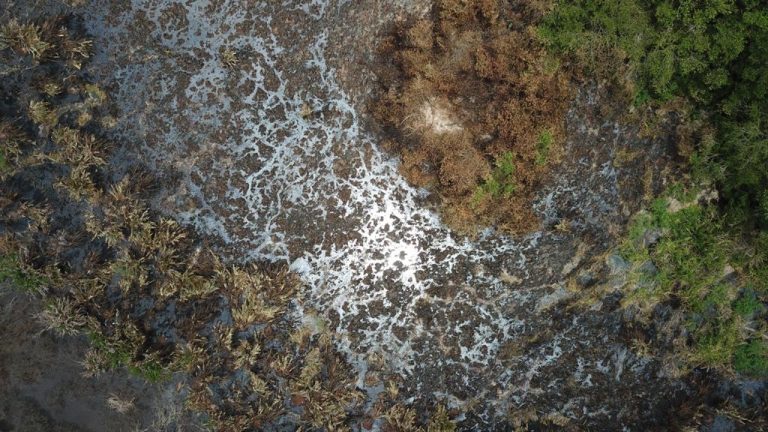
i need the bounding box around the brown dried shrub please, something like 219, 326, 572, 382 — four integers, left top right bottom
373, 0, 570, 234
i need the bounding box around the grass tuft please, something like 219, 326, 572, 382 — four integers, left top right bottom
1, 20, 52, 59
36, 297, 89, 336
0, 253, 47, 294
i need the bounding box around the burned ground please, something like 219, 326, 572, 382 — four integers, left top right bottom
0, 0, 765, 431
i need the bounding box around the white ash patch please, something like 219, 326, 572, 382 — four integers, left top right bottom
416, 98, 463, 134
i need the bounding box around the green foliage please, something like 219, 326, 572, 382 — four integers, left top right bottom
541, 0, 766, 102
541, 0, 768, 228
538, 0, 652, 68
734, 339, 768, 375
0, 254, 46, 293
535, 129, 554, 166
693, 319, 742, 367
652, 208, 727, 311
717, 111, 768, 226
87, 330, 172, 383
733, 290, 763, 317
545, 1, 768, 373
128, 360, 170, 383
485, 152, 517, 196
88, 331, 133, 369
473, 152, 518, 206
621, 194, 768, 375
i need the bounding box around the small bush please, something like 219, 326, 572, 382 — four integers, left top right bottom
475, 152, 517, 201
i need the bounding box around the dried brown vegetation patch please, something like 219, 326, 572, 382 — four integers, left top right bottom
373, 0, 570, 234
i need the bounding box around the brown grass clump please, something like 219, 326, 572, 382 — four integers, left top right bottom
0, 122, 27, 179
1, 17, 91, 67
373, 0, 570, 234
225, 265, 299, 327
181, 317, 365, 431
105, 393, 135, 414
0, 20, 52, 59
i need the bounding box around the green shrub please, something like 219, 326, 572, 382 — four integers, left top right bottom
87, 331, 172, 382
541, 0, 768, 229
542, 0, 764, 102
538, 0, 652, 67
621, 194, 767, 375
545, 4, 768, 375
717, 112, 768, 227
477, 152, 517, 200
733, 291, 763, 317
734, 339, 768, 375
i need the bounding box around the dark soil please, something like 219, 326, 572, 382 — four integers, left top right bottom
0, 286, 195, 432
